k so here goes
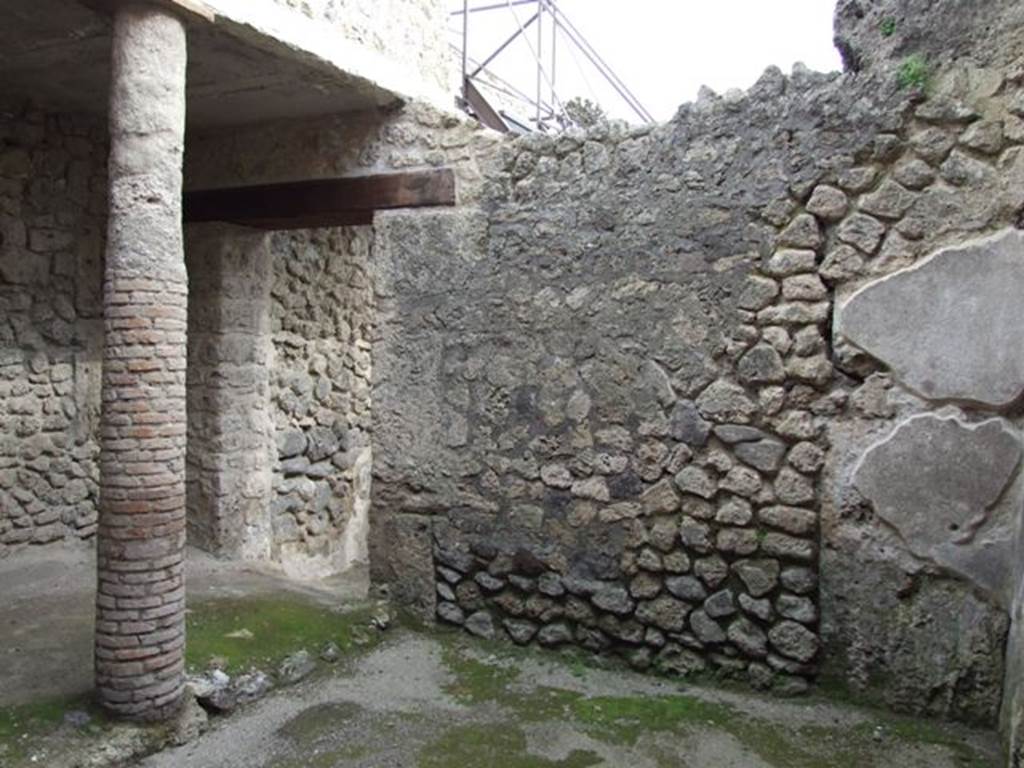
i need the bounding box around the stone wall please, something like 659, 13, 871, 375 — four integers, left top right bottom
268, 226, 375, 577
183, 104, 496, 574
0, 102, 106, 554
185, 225, 275, 560
370, 68, 902, 693
370, 17, 1024, 733
182, 220, 378, 575
1007, 532, 1024, 765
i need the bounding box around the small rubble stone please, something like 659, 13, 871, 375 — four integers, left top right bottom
819, 246, 865, 286
694, 555, 729, 588
910, 127, 956, 164
760, 533, 814, 562
780, 567, 817, 595
859, 180, 916, 220
715, 497, 753, 525
765, 249, 817, 276
738, 345, 785, 384
778, 214, 822, 249
537, 622, 574, 646
437, 601, 465, 625
592, 585, 635, 615
668, 400, 711, 446
737, 275, 780, 310
465, 611, 496, 639
777, 594, 817, 624
758, 505, 816, 535
630, 572, 662, 599
716, 528, 758, 555
837, 213, 886, 254
713, 425, 767, 444
278, 650, 316, 685
666, 575, 708, 602
679, 518, 713, 552
696, 380, 758, 424
637, 547, 664, 571
791, 327, 824, 356
728, 617, 768, 657
892, 158, 935, 190
662, 550, 691, 573
635, 596, 689, 632
768, 620, 819, 662
572, 476, 610, 501
734, 439, 786, 473
674, 466, 716, 499
774, 468, 815, 505
805, 185, 848, 221
474, 572, 505, 592
541, 463, 573, 489
757, 302, 829, 326
787, 442, 824, 473
690, 610, 726, 644
704, 589, 737, 618
781, 274, 827, 301
838, 166, 878, 193
641, 479, 680, 515
739, 593, 773, 621
732, 559, 780, 597
959, 120, 1004, 154
537, 573, 565, 597
719, 466, 762, 498
504, 618, 538, 645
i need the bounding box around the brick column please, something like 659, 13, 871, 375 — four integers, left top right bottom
95, 4, 189, 720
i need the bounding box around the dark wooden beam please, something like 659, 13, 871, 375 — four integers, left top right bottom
464, 79, 509, 134
183, 168, 456, 230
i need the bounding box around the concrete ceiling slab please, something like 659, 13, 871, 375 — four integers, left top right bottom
0, 0, 400, 129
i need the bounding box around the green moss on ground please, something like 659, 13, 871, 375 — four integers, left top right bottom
185, 597, 379, 673
0, 693, 110, 764
570, 694, 730, 742
436, 637, 997, 768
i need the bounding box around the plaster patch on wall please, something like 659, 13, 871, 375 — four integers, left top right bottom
838, 228, 1024, 408
853, 412, 1021, 603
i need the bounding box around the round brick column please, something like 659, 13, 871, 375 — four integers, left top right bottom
95, 3, 189, 720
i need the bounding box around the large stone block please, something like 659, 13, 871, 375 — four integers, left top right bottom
838, 229, 1024, 408
853, 413, 1020, 601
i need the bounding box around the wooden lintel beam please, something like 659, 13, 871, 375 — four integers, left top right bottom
183, 169, 456, 230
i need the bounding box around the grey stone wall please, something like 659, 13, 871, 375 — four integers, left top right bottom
370, 22, 1024, 732
0, 102, 106, 554
183, 104, 496, 575
370, 68, 907, 694
268, 226, 375, 577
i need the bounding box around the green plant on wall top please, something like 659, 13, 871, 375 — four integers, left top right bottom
897, 54, 930, 91
880, 17, 897, 37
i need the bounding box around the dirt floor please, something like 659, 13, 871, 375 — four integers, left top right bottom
0, 541, 366, 709
0, 543, 1006, 768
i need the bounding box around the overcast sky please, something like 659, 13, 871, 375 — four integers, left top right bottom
448, 0, 843, 124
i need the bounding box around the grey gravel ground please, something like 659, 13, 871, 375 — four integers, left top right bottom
143, 631, 1001, 768
0, 544, 1003, 768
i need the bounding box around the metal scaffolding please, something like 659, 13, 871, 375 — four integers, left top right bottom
450, 0, 653, 132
